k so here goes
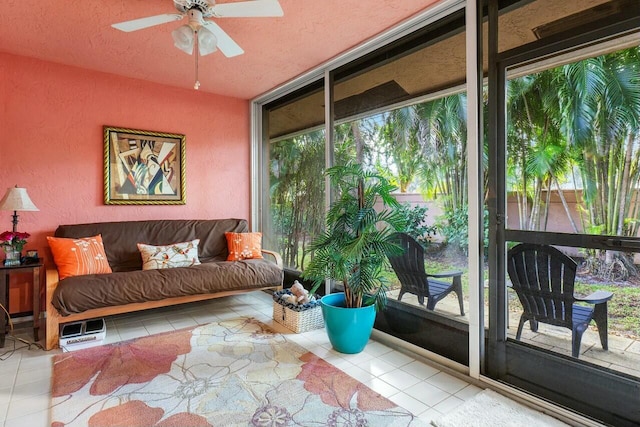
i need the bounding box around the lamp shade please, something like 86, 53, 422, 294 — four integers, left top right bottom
0, 187, 39, 212
197, 26, 218, 56
172, 25, 194, 55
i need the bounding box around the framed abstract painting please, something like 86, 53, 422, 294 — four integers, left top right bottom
104, 126, 186, 205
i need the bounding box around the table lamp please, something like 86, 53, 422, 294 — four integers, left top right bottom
0, 186, 39, 232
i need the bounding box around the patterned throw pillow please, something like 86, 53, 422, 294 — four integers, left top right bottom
47, 235, 113, 280
225, 232, 263, 261
137, 239, 201, 270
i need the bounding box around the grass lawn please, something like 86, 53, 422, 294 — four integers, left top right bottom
575, 281, 640, 338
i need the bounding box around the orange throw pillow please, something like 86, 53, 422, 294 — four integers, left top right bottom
225, 232, 263, 261
47, 234, 113, 280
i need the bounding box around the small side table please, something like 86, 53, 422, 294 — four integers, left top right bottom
0, 260, 45, 347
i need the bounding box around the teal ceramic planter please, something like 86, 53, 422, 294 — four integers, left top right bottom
320, 292, 376, 354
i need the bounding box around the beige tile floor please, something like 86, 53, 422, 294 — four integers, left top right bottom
0, 290, 487, 427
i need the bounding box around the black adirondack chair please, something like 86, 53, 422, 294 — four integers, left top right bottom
507, 243, 613, 358
388, 233, 465, 315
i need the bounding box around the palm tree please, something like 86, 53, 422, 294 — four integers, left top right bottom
558, 47, 640, 238
378, 106, 424, 193
416, 94, 468, 214
506, 47, 640, 240
507, 70, 579, 232
506, 46, 640, 277
269, 130, 326, 269
303, 162, 406, 310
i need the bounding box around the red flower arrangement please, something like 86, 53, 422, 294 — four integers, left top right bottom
0, 231, 30, 252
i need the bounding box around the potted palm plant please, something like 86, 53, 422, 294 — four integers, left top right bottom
303, 162, 406, 353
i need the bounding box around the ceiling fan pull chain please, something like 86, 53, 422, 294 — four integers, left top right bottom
194, 32, 201, 90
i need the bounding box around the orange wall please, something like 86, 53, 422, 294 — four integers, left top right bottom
0, 53, 251, 268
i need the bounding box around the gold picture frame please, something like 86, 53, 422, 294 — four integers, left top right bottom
104, 126, 186, 205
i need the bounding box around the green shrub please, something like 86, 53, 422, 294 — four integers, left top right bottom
436, 205, 489, 256
394, 203, 437, 248
437, 206, 469, 255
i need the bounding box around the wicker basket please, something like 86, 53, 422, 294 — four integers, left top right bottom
272, 290, 324, 333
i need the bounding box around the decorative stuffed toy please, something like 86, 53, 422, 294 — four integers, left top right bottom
290, 280, 311, 305
280, 293, 297, 305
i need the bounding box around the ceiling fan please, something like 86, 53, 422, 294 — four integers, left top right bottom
111, 0, 284, 58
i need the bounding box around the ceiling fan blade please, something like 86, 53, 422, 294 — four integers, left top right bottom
202, 21, 244, 57
212, 0, 284, 18
112, 14, 184, 32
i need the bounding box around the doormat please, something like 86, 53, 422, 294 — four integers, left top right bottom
432, 389, 569, 427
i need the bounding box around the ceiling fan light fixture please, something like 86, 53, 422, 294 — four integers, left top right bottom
197, 26, 217, 56
112, 0, 286, 90
172, 25, 194, 54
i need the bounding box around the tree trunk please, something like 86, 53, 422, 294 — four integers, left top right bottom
351, 122, 364, 164
552, 174, 579, 233
529, 178, 542, 230
543, 180, 551, 231
617, 133, 635, 235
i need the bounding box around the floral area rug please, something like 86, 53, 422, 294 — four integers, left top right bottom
51, 317, 427, 427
